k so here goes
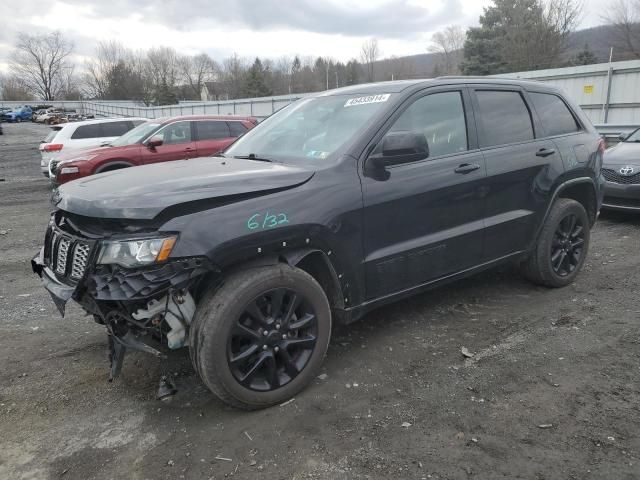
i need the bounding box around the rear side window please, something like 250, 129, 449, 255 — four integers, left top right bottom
196, 121, 231, 140
101, 121, 133, 137
475, 90, 534, 147
71, 123, 104, 140
529, 92, 580, 136
228, 121, 248, 137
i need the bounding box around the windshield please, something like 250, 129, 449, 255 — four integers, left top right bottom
624, 128, 640, 142
110, 121, 160, 147
225, 94, 394, 162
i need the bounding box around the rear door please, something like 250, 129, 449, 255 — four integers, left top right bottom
99, 120, 137, 147
69, 123, 105, 151
361, 88, 487, 299
141, 121, 197, 165
194, 120, 234, 156
470, 87, 563, 260
526, 90, 594, 167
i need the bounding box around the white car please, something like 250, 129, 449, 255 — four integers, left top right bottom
39, 117, 146, 177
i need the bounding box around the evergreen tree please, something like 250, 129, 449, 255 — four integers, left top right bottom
462, 0, 580, 74
569, 44, 598, 66
243, 57, 272, 97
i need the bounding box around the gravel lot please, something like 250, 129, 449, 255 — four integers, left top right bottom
1, 121, 639, 480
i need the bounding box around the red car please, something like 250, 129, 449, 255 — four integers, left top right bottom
50, 115, 258, 184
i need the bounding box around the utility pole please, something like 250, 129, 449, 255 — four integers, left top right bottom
335, 70, 338, 88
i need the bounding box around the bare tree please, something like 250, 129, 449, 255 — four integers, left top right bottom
360, 38, 380, 82
221, 53, 247, 100
428, 25, 466, 75
0, 74, 34, 101
603, 0, 640, 58
179, 53, 219, 99
84, 41, 129, 98
9, 31, 74, 100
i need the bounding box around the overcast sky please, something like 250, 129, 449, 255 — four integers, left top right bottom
0, 0, 604, 72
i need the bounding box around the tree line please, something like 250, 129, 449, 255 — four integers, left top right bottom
1, 0, 637, 104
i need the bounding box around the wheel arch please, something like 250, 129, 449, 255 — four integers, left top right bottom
198, 248, 346, 315
533, 177, 597, 247
555, 177, 598, 226
94, 159, 135, 174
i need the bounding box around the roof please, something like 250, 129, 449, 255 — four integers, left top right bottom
317, 76, 560, 97
150, 114, 258, 124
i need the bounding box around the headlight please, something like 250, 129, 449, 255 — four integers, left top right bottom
98, 236, 177, 268
59, 166, 79, 174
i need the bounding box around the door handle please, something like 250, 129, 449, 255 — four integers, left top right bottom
454, 163, 480, 174
535, 148, 556, 157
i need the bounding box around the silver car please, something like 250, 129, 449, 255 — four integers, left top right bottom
602, 128, 640, 212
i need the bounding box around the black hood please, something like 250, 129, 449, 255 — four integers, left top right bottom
55, 157, 314, 220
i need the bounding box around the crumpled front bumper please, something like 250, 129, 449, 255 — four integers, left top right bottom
31, 248, 76, 316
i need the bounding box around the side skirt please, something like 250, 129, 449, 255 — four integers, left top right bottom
338, 250, 528, 324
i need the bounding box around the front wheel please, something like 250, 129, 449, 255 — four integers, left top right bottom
522, 198, 590, 288
189, 264, 332, 410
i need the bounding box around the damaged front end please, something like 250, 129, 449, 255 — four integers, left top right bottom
31, 211, 214, 388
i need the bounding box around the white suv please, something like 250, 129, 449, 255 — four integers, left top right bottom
39, 117, 146, 177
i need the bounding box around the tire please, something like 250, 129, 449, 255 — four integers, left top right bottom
16, 117, 21, 123
522, 198, 590, 288
189, 264, 332, 410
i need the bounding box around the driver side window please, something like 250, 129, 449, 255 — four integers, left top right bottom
387, 91, 468, 158
156, 121, 192, 145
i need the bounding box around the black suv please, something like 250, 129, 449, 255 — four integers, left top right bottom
33, 78, 604, 409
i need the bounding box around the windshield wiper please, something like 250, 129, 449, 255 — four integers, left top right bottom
232, 153, 273, 163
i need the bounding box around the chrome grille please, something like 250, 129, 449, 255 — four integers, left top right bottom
71, 242, 91, 279
602, 168, 640, 185
56, 237, 71, 274
46, 225, 94, 283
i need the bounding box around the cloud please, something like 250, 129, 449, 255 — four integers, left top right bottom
26, 0, 461, 39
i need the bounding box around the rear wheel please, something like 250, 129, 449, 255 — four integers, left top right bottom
522, 198, 590, 287
189, 264, 331, 410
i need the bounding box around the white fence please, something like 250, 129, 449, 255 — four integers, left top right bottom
79, 94, 304, 120
498, 59, 640, 126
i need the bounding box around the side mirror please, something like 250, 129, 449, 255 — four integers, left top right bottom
618, 133, 627, 141
146, 135, 163, 149
368, 131, 429, 171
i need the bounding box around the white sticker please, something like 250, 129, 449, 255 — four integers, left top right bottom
344, 94, 390, 107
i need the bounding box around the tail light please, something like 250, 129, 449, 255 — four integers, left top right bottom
597, 137, 606, 155
43, 144, 63, 152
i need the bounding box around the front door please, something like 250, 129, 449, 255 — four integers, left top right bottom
142, 121, 197, 165
361, 89, 487, 300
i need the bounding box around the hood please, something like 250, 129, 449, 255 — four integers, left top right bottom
55, 156, 314, 220
603, 142, 640, 167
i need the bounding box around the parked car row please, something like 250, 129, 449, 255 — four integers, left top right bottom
33, 108, 94, 125
2, 105, 33, 122
42, 115, 258, 183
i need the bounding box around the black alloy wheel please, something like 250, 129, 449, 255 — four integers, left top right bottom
190, 264, 331, 409
550, 213, 585, 277
227, 288, 317, 391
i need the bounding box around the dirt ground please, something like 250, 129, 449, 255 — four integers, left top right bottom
0, 121, 639, 480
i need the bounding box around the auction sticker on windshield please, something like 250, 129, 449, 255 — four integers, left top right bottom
344, 94, 390, 107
